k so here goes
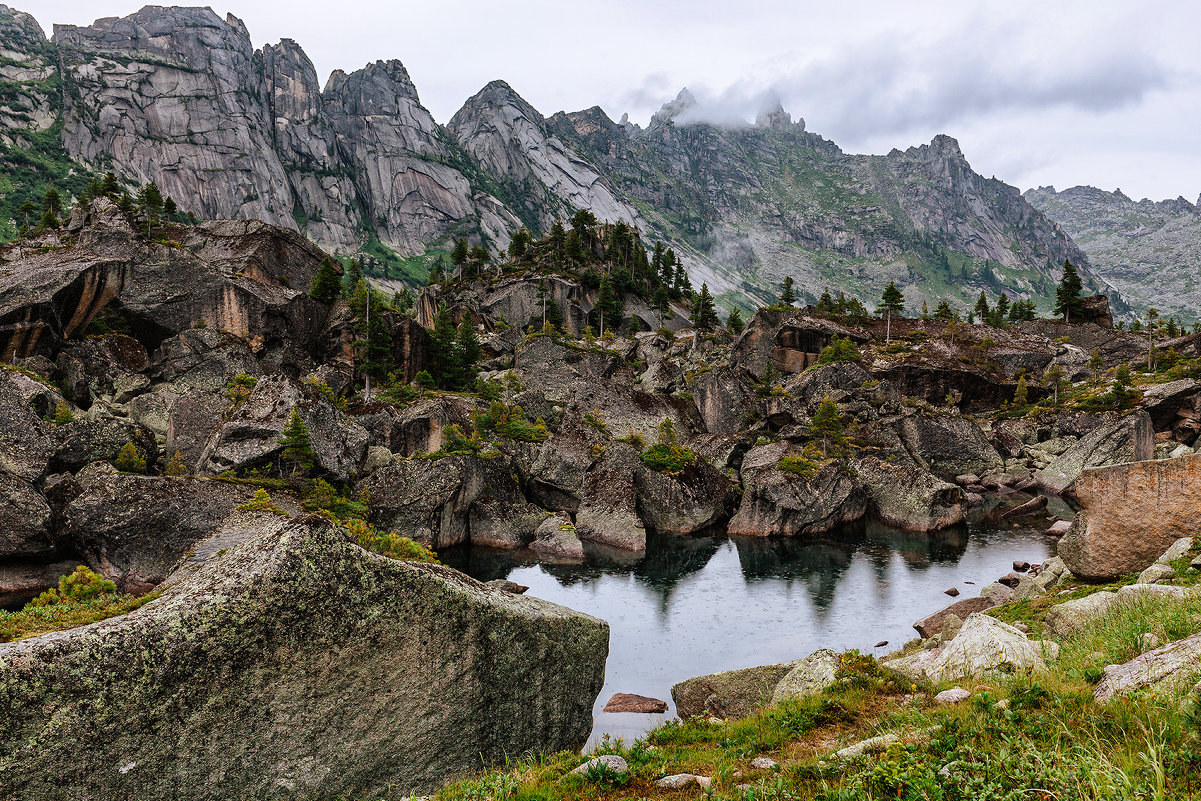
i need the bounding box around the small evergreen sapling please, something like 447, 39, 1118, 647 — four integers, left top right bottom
279, 410, 316, 475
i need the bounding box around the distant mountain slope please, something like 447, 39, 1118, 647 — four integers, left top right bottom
1025, 186, 1201, 322
1, 5, 1106, 314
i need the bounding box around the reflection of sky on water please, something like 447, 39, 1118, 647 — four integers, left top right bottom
441, 517, 1052, 744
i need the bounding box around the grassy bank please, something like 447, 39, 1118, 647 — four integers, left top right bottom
432, 577, 1201, 801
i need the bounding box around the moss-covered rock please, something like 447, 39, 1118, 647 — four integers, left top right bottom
672, 660, 802, 721
0, 515, 609, 798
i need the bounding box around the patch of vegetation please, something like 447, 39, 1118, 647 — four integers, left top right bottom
236, 487, 287, 516
341, 518, 437, 563
0, 566, 159, 643
817, 335, 862, 365
113, 441, 146, 474
477, 401, 549, 443
778, 453, 820, 480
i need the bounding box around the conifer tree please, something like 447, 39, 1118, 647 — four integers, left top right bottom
1054, 261, 1084, 322
920, 300, 929, 320
549, 218, 566, 259
690, 283, 720, 332
779, 276, 797, 306
1087, 348, 1104, 388
810, 396, 849, 458
136, 182, 164, 235
652, 286, 670, 328
428, 304, 460, 388
279, 409, 316, 475
309, 260, 342, 304
995, 293, 1010, 324
878, 281, 904, 343
597, 276, 622, 336
726, 307, 744, 335
974, 292, 990, 324
1044, 363, 1067, 407
933, 299, 955, 322
451, 238, 469, 267
454, 316, 481, 389
507, 228, 532, 261
1013, 374, 1029, 407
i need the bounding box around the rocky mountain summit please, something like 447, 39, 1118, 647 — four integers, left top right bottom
0, 5, 1103, 312
1025, 185, 1201, 321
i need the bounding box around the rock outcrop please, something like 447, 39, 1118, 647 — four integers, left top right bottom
672, 660, 802, 721
0, 516, 609, 799
1035, 410, 1153, 495
885, 613, 1058, 683
728, 444, 867, 537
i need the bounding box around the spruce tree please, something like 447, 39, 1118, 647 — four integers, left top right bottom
597, 276, 622, 336
279, 410, 316, 475
974, 292, 990, 324
1087, 348, 1105, 388
549, 218, 566, 258
810, 396, 848, 458
428, 304, 460, 388
690, 283, 720, 332
995, 293, 1010, 324
1054, 261, 1084, 322
652, 286, 670, 328
454, 316, 481, 389
309, 261, 342, 304
726, 307, 744, 335
933, 299, 955, 321
451, 238, 469, 267
779, 276, 797, 306
136, 182, 164, 235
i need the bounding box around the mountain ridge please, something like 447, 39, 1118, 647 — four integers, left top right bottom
1, 4, 1105, 315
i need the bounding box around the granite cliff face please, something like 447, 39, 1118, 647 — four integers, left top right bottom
549, 92, 1096, 312
1025, 186, 1201, 322
2, 5, 1105, 311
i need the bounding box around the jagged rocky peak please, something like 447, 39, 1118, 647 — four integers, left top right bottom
52, 6, 297, 232
648, 87, 698, 129
449, 79, 640, 231
323, 59, 442, 156
0, 5, 55, 137
754, 101, 803, 132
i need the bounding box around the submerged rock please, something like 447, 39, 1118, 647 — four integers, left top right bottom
602, 693, 669, 713
0, 516, 609, 798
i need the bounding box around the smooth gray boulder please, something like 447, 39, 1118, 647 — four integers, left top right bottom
1094, 631, 1201, 703
529, 513, 585, 561
0, 371, 53, 483
885, 614, 1058, 683
0, 516, 609, 799
728, 443, 867, 537
855, 456, 965, 532
771, 649, 841, 704
0, 473, 54, 559
575, 444, 646, 551
1044, 591, 1119, 638
62, 475, 256, 592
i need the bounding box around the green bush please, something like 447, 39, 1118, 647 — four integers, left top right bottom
640, 442, 697, 473
29, 565, 116, 607
226, 373, 257, 407
114, 441, 146, 474
817, 335, 862, 365
52, 399, 75, 425
163, 450, 189, 476
477, 401, 549, 443
778, 454, 819, 480
236, 488, 287, 516
343, 518, 437, 563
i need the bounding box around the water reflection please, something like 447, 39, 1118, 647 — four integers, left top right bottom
440, 516, 1052, 744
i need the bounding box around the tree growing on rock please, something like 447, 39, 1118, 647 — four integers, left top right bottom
690, 283, 720, 332
809, 396, 849, 459
974, 292, 990, 324
1043, 363, 1068, 407
1087, 348, 1105, 388
309, 261, 342, 304
779, 276, 797, 306
878, 282, 904, 343
279, 410, 316, 476
726, 307, 744, 335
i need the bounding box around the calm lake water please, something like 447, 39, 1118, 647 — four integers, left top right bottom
441, 504, 1059, 744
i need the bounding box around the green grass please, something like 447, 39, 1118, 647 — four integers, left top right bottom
0, 568, 160, 643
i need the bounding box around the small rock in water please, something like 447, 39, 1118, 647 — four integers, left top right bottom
944, 587, 959, 597
963, 581, 975, 585
751, 757, 778, 770
874, 641, 888, 648
1046, 520, 1072, 536
571, 755, 629, 777
1012, 560, 1031, 572
997, 573, 1022, 588
603, 693, 668, 713
935, 687, 971, 705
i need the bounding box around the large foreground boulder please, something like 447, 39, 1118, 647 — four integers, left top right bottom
1057, 453, 1201, 580
884, 613, 1058, 683
0, 516, 609, 799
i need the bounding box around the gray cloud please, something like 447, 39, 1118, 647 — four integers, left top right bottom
642, 15, 1171, 144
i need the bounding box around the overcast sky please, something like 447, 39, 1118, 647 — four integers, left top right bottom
29, 0, 1201, 203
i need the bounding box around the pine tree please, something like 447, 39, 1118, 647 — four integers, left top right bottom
1044, 363, 1067, 407
597, 276, 622, 336
565, 229, 586, 263
309, 260, 342, 304
690, 283, 720, 332
726, 307, 744, 335
974, 292, 991, 324
279, 409, 316, 475
451, 238, 469, 267
995, 293, 1010, 324
878, 281, 904, 343
549, 218, 566, 259
933, 299, 955, 321
779, 276, 797, 306
163, 196, 177, 218
136, 182, 164, 235
1013, 374, 1029, 407
1054, 261, 1084, 322
919, 300, 929, 319
343, 258, 364, 298
42, 186, 61, 218
507, 228, 532, 261
652, 286, 670, 328
1112, 364, 1134, 409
